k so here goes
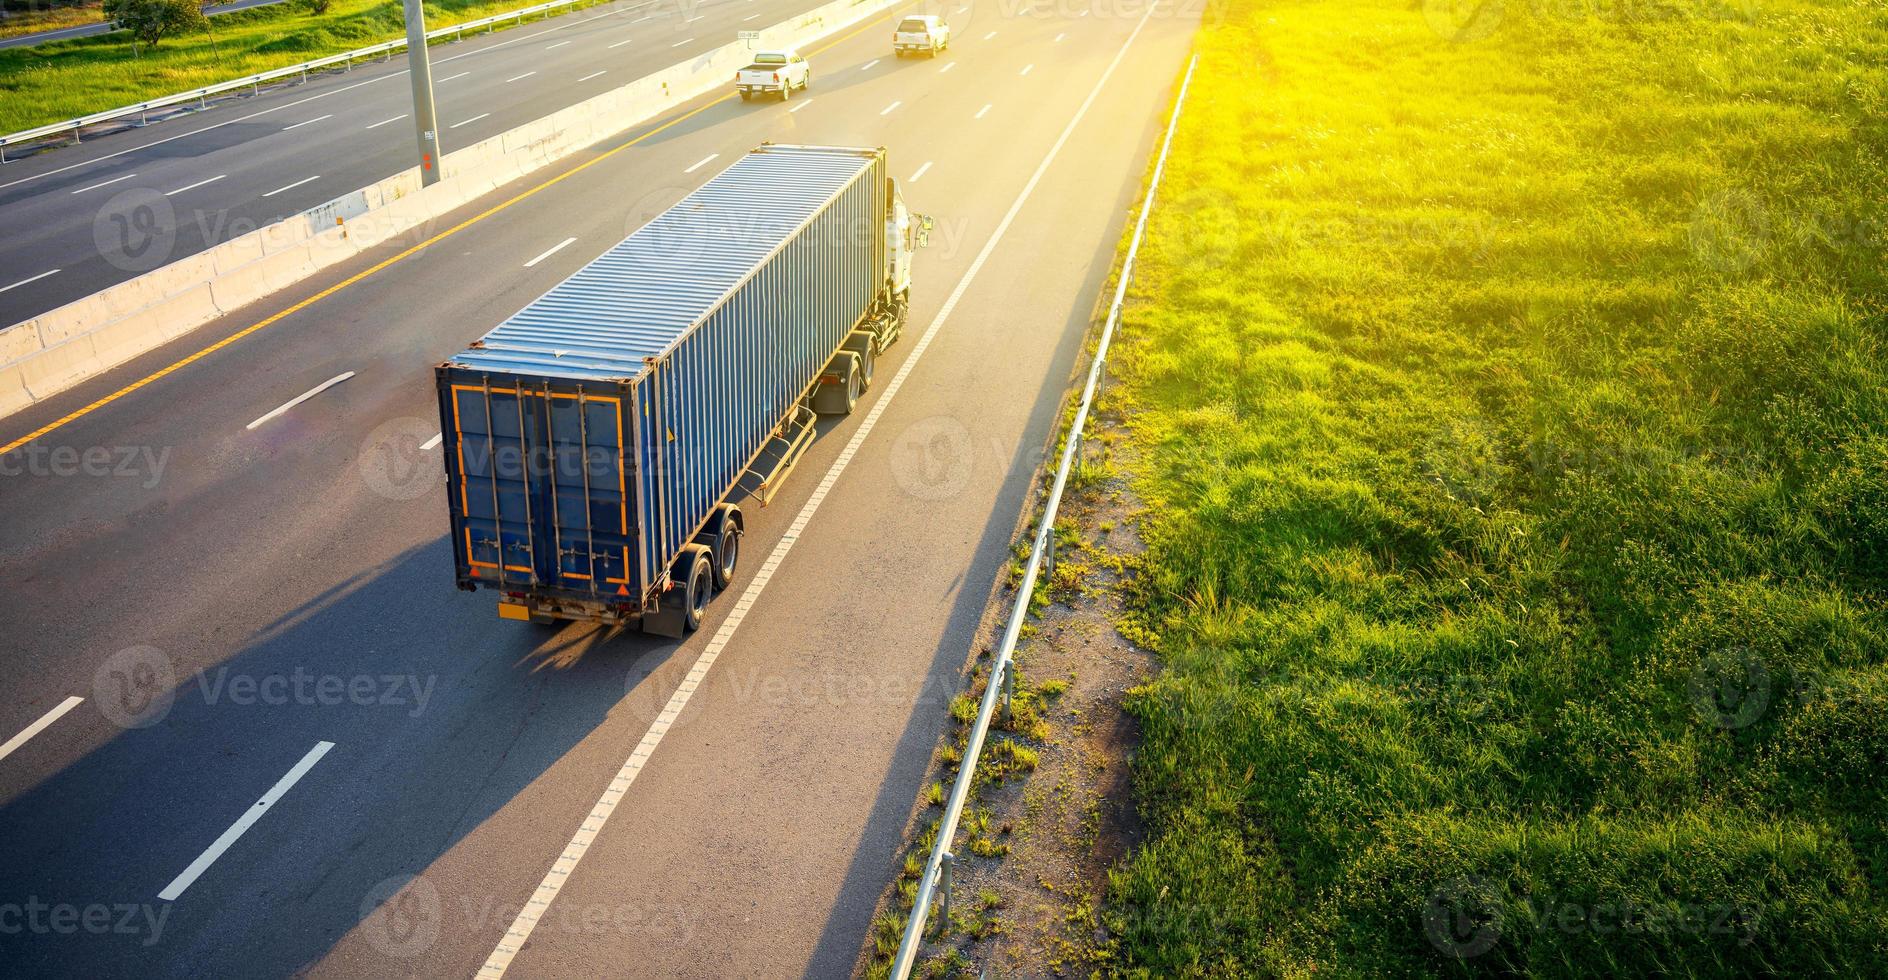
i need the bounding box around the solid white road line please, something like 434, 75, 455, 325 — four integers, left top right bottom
670, 37, 694, 47
421, 433, 443, 451
450, 113, 491, 129
475, 1, 1165, 974
165, 174, 226, 196
438, 70, 472, 83
911, 160, 932, 182
69, 172, 138, 195
0, 270, 61, 294
365, 114, 408, 129
245, 372, 355, 430
505, 71, 537, 82
609, 37, 633, 47
578, 70, 608, 82
975, 103, 992, 119
1021, 63, 1033, 75
939, 61, 956, 73
261, 174, 319, 197
525, 236, 578, 267
787, 98, 814, 113
880, 100, 902, 115
157, 741, 334, 902
281, 113, 332, 131
0, 697, 84, 764
683, 153, 718, 173
546, 40, 571, 49
861, 58, 880, 70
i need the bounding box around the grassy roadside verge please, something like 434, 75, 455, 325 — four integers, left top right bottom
1102, 0, 1887, 974
0, 0, 643, 133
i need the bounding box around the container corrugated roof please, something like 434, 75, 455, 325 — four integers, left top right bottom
444, 145, 877, 383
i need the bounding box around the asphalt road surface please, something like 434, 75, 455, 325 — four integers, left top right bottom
0, 0, 838, 326
0, 0, 1200, 974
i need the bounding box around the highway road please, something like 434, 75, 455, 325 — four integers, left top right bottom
0, 0, 1199, 973
0, 0, 835, 327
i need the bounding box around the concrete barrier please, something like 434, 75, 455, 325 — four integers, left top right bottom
0, 0, 894, 423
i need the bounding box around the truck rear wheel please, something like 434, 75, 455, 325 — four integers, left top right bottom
843, 331, 876, 389
705, 503, 743, 589
678, 544, 713, 632
813, 353, 861, 416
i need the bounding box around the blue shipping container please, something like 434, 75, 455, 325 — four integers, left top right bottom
436, 144, 905, 625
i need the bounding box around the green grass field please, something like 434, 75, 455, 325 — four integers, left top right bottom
1104, 0, 1887, 974
0, 0, 621, 132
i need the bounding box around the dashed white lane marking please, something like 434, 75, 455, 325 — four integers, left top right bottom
683, 153, 718, 173
983, 30, 996, 39
261, 174, 319, 197
0, 270, 61, 294
880, 100, 902, 115
505, 71, 537, 82
524, 236, 578, 267
546, 40, 571, 49
741, 12, 759, 19
787, 98, 814, 113
1055, 31, 1065, 41
165, 174, 226, 196
670, 37, 694, 46
684, 13, 704, 22
911, 160, 932, 182
365, 114, 408, 129
0, 697, 84, 764
939, 61, 956, 73
861, 58, 880, 70
1020, 63, 1033, 75
438, 70, 471, 82
69, 173, 138, 195
450, 113, 491, 129
474, 0, 1163, 972
974, 103, 992, 119
578, 70, 608, 81
245, 372, 354, 429
421, 433, 443, 451
157, 741, 334, 902
282, 113, 332, 131
608, 37, 634, 47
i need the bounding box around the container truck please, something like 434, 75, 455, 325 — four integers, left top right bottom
435, 144, 923, 635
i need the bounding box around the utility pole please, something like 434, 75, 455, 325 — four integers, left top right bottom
402, 0, 441, 186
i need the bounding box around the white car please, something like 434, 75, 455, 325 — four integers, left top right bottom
736, 49, 810, 100
893, 15, 950, 57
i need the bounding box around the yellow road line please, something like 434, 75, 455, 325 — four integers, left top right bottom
1, 10, 902, 456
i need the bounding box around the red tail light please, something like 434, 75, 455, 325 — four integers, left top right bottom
772, 72, 780, 83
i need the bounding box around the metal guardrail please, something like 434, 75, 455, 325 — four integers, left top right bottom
887, 52, 1199, 980
0, 0, 657, 160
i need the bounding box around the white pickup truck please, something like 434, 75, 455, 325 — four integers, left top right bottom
736, 49, 811, 101
893, 15, 950, 57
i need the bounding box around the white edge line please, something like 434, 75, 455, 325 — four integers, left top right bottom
0, 697, 84, 764
524, 236, 578, 268
245, 371, 355, 430
0, 269, 61, 294
157, 741, 334, 902
260, 174, 319, 197
476, 1, 1164, 974
683, 153, 718, 173
166, 174, 227, 196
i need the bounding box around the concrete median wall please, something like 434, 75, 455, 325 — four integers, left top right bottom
0, 0, 890, 421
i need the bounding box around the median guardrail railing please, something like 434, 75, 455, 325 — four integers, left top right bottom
0, 0, 655, 161
887, 52, 1199, 980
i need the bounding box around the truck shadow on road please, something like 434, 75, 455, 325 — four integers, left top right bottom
0, 534, 700, 978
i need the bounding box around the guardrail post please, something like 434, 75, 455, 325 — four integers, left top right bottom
999, 661, 1013, 725
936, 851, 954, 936
71, 124, 81, 146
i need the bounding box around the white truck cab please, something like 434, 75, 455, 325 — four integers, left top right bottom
736, 49, 810, 100
893, 15, 950, 57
